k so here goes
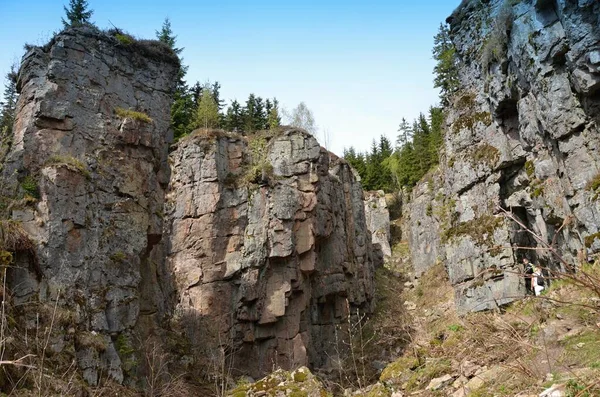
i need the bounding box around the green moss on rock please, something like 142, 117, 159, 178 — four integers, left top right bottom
442, 215, 503, 246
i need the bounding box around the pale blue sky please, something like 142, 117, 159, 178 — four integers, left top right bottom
0, 0, 458, 156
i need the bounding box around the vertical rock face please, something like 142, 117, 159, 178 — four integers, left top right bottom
3, 27, 178, 384
364, 190, 392, 259
166, 129, 375, 379
407, 0, 600, 313
4, 27, 376, 385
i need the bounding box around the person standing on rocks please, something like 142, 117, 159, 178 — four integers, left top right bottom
523, 258, 535, 294
532, 265, 545, 296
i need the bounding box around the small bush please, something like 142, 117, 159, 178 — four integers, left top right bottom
115, 107, 153, 123
114, 33, 134, 45
20, 175, 39, 198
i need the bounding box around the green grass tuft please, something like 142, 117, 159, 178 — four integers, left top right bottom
115, 107, 153, 123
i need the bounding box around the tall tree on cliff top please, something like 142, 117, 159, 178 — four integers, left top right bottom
288, 102, 317, 135
433, 23, 459, 106
156, 18, 183, 55
0, 65, 18, 137
156, 18, 193, 139
62, 0, 94, 28
196, 86, 220, 129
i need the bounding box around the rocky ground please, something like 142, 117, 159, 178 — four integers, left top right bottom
234, 236, 600, 397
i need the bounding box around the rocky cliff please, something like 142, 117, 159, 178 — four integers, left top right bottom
166, 129, 376, 379
406, 0, 600, 313
0, 27, 376, 388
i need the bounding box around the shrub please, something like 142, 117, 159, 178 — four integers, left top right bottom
243, 136, 274, 186
106, 28, 180, 66
20, 175, 39, 198
115, 107, 153, 123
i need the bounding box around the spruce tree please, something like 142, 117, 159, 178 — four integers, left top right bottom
243, 94, 257, 133
225, 100, 244, 132
433, 23, 459, 106
156, 18, 183, 54
0, 66, 18, 138
266, 98, 281, 130
62, 0, 93, 28
155, 18, 194, 139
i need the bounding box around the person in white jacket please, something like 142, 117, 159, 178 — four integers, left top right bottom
531, 265, 545, 296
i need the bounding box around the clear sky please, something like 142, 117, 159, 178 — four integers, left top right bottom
0, 0, 458, 156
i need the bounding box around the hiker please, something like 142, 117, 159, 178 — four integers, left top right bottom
532, 265, 545, 296
523, 258, 534, 294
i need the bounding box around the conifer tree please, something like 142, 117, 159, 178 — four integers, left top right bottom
266, 98, 281, 130
243, 94, 257, 133
62, 0, 93, 28
155, 18, 194, 139
0, 66, 18, 138
156, 18, 183, 54
225, 100, 244, 132
433, 23, 459, 106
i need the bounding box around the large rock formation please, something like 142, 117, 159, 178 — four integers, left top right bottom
166, 129, 376, 379
364, 190, 392, 259
406, 0, 600, 313
0, 27, 376, 386
2, 27, 178, 385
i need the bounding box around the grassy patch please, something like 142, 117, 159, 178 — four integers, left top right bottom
0, 219, 34, 252
46, 154, 91, 179
115, 107, 153, 123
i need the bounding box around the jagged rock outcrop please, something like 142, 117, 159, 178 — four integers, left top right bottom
407, 0, 600, 313
1, 27, 178, 385
364, 190, 392, 259
166, 129, 376, 379
1, 27, 377, 386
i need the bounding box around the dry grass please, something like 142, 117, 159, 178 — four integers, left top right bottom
45, 154, 90, 179
115, 107, 153, 123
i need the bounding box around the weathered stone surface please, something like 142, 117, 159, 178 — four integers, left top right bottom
407, 0, 600, 313
1, 27, 178, 385
166, 129, 376, 379
364, 190, 392, 258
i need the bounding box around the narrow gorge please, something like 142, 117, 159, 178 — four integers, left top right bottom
0, 0, 598, 395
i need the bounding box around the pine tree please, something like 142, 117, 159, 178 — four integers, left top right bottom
196, 87, 219, 129
266, 98, 281, 130
62, 0, 93, 28
343, 147, 367, 178
433, 23, 459, 106
155, 18, 194, 139
253, 96, 266, 131
225, 100, 244, 132
396, 118, 413, 147
0, 66, 18, 138
243, 94, 257, 134
156, 18, 183, 54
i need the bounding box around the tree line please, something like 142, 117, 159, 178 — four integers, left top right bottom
0, 1, 319, 144
342, 23, 457, 193
343, 107, 443, 192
